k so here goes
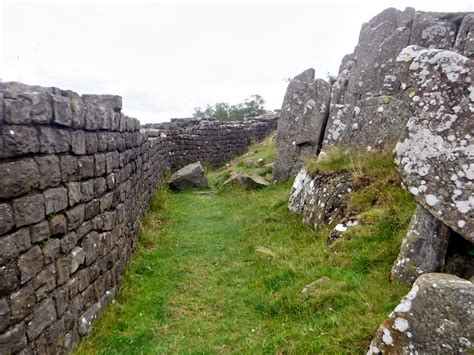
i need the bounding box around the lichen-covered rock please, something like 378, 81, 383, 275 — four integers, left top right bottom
323, 8, 474, 153
394, 46, 473, 242
322, 96, 410, 152
273, 69, 331, 180
288, 169, 352, 229
367, 273, 474, 354
391, 206, 450, 284
168, 161, 207, 191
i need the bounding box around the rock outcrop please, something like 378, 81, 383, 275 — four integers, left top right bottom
368, 273, 474, 354
168, 162, 207, 191
390, 206, 450, 284
322, 8, 474, 153
394, 46, 473, 242
288, 169, 352, 229
273, 69, 331, 180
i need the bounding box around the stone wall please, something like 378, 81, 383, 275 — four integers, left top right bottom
0, 82, 277, 353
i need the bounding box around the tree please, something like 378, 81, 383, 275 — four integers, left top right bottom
193, 94, 267, 121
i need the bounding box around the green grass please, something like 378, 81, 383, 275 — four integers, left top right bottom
207, 133, 276, 188
75, 140, 415, 354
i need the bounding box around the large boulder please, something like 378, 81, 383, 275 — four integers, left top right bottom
273, 69, 331, 181
391, 206, 450, 284
322, 8, 474, 153
168, 162, 207, 191
394, 46, 473, 242
368, 273, 474, 354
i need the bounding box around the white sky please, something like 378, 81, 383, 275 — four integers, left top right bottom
1, 0, 473, 123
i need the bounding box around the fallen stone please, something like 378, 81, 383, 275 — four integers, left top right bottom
223, 173, 269, 189
368, 273, 474, 354
168, 162, 208, 191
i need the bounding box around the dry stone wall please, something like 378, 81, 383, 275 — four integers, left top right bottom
0, 82, 277, 354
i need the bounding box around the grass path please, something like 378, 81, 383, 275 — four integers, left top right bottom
76, 178, 412, 354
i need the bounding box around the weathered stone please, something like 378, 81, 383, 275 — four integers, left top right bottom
44, 187, 68, 215
30, 220, 50, 243
27, 298, 57, 340
34, 155, 61, 189
322, 96, 411, 152
0, 228, 31, 264
33, 263, 57, 291
95, 153, 106, 176
368, 273, 474, 354
289, 169, 353, 229
38, 126, 71, 153
77, 155, 95, 179
2, 125, 40, 157
54, 286, 69, 317
65, 204, 85, 231
71, 130, 86, 155
49, 214, 67, 236
395, 46, 473, 242
391, 206, 450, 284
0, 298, 10, 332
102, 211, 116, 231
222, 173, 269, 189
77, 286, 116, 336
0, 203, 15, 235
454, 14, 474, 58
18, 246, 43, 283
0, 323, 27, 353
0, 159, 39, 199
0, 262, 19, 296
70, 247, 85, 274
56, 257, 70, 286
274, 69, 331, 180
93, 178, 107, 198
85, 132, 98, 154
168, 161, 207, 190
409, 11, 463, 50
59, 155, 78, 182
13, 194, 45, 227
52, 94, 81, 128
4, 94, 32, 124
81, 232, 99, 265
100, 192, 114, 213
42, 238, 60, 264
82, 94, 122, 112
81, 180, 95, 203
10, 285, 35, 321
85, 199, 100, 220
60, 232, 77, 254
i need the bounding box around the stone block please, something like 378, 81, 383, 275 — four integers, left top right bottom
65, 204, 85, 231
77, 155, 94, 179
38, 126, 71, 153
27, 298, 57, 340
81, 232, 99, 265
0, 298, 10, 332
60, 232, 77, 254
70, 247, 85, 274
82, 94, 122, 112
2, 125, 40, 157
56, 256, 70, 286
30, 220, 50, 243
4, 95, 31, 124
0, 323, 27, 353
52, 95, 78, 128
34, 155, 61, 189
18, 246, 43, 283
81, 180, 95, 203
0, 228, 31, 264
0, 203, 15, 235
44, 187, 68, 215
10, 285, 35, 321
42, 238, 60, 264
71, 130, 86, 154
0, 159, 40, 199
13, 193, 45, 227
49, 214, 67, 236
0, 262, 19, 296
59, 155, 78, 182
85, 199, 100, 220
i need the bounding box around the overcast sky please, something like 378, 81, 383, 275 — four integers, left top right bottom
1, 0, 473, 123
